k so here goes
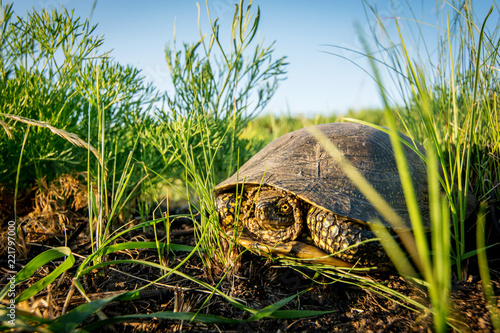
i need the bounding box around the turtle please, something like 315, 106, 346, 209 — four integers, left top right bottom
214, 123, 432, 267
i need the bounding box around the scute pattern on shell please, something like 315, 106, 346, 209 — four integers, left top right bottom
214, 123, 430, 229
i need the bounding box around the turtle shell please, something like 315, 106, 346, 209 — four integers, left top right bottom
214, 122, 430, 229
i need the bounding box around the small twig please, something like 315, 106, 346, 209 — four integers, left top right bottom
62, 279, 76, 315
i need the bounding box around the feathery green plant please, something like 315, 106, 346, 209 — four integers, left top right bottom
0, 4, 158, 209
0, 4, 102, 186
145, 0, 287, 264
0, 2, 164, 261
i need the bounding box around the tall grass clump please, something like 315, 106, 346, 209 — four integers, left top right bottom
0, 3, 160, 245
145, 0, 287, 265
362, 1, 499, 275
0, 4, 101, 187
319, 1, 500, 331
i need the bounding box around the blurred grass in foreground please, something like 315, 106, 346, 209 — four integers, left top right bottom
318, 1, 499, 331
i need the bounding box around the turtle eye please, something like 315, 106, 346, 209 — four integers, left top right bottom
280, 202, 292, 214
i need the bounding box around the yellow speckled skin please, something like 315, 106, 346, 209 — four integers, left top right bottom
306, 206, 387, 265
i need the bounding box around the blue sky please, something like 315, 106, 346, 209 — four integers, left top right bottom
10, 1, 498, 116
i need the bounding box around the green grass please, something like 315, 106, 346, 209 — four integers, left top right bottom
332, 1, 500, 331
0, 4, 159, 227
371, 0, 498, 269
140, 0, 287, 265
1, 0, 499, 331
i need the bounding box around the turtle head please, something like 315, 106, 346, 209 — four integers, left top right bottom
245, 186, 304, 243
254, 190, 295, 230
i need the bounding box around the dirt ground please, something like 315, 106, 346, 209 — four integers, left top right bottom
1, 186, 499, 332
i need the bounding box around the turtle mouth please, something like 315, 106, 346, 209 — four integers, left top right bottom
257, 219, 294, 230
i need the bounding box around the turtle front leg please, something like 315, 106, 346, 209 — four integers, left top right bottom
216, 191, 247, 233
306, 207, 388, 265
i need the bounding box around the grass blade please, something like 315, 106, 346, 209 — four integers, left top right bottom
476, 203, 500, 332
0, 247, 74, 303
0, 113, 100, 162
247, 290, 306, 321
80, 311, 243, 331
47, 290, 137, 332
0, 307, 52, 332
